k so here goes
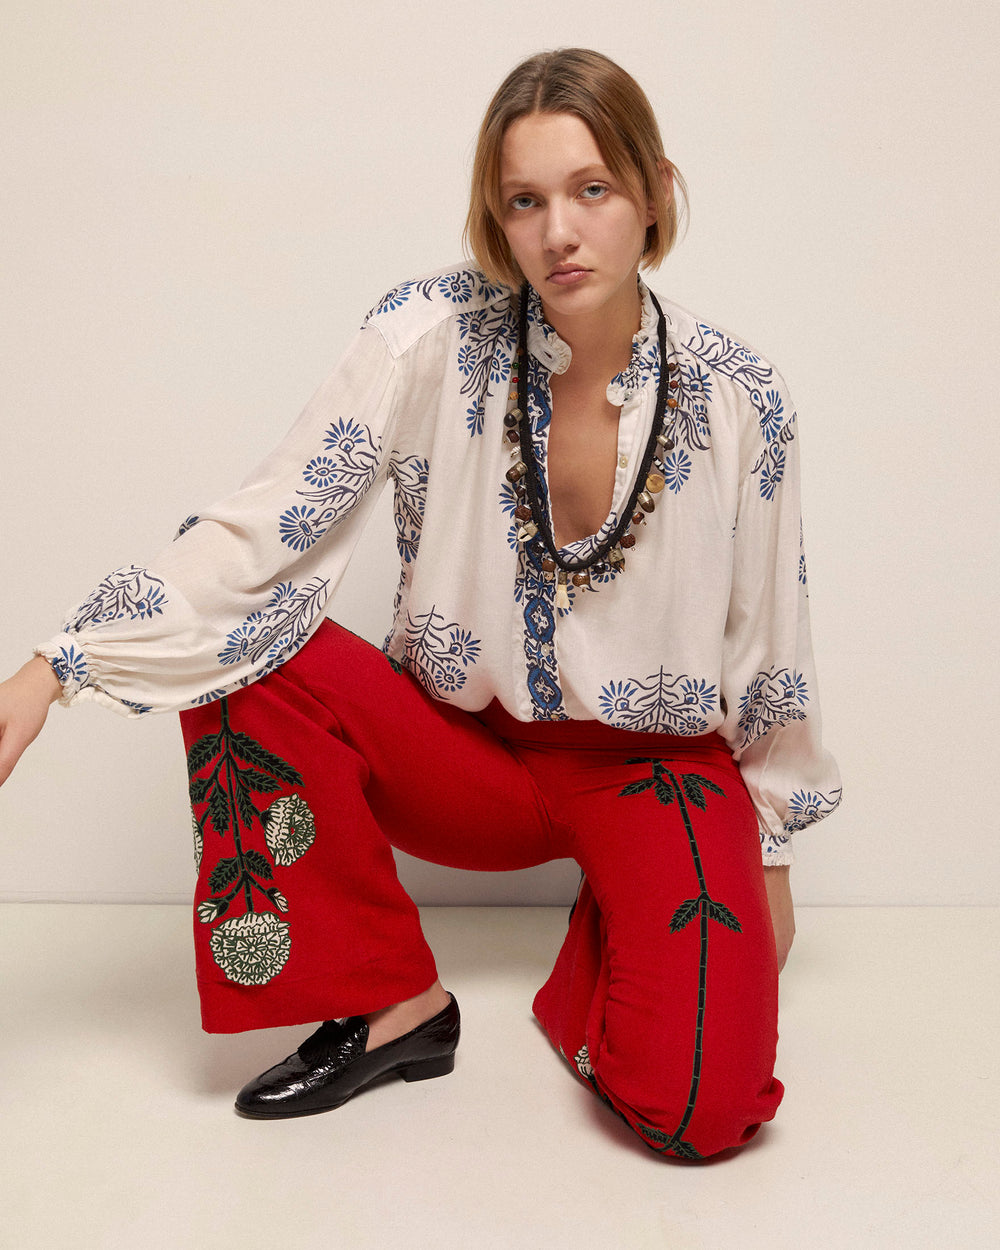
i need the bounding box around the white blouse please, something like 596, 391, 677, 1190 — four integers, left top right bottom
37, 264, 842, 863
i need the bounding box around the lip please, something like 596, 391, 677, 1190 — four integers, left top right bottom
547, 265, 591, 286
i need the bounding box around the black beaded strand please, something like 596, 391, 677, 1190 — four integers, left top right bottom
505, 282, 680, 596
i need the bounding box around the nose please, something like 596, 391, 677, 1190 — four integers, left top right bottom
542, 198, 579, 255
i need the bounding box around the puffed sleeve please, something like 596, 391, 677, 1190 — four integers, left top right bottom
718, 374, 842, 864
35, 322, 399, 716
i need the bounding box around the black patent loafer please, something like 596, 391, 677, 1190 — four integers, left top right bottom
235, 993, 460, 1118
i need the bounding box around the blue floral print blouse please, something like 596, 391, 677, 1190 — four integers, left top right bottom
37, 264, 842, 862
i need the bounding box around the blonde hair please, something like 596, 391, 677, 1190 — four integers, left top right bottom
465, 48, 687, 288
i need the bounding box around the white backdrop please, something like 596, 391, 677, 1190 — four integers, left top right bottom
2, 0, 997, 905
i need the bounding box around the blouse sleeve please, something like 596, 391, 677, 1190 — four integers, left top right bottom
35, 322, 399, 716
718, 374, 842, 865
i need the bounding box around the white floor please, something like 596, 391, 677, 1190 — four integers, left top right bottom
1, 905, 997, 1250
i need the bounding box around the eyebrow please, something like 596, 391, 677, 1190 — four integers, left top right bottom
499, 164, 611, 193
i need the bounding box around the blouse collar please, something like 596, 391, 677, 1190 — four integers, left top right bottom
524, 277, 660, 403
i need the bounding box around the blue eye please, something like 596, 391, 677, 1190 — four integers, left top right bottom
580, 183, 608, 200
509, 195, 535, 211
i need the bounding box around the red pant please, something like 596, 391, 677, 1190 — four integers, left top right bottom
180, 621, 782, 1157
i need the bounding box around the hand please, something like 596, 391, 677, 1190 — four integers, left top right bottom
0, 656, 63, 787
763, 865, 795, 973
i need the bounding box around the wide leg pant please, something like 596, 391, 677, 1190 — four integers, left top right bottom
181, 621, 783, 1158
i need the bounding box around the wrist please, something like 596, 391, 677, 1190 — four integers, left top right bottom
23, 655, 64, 704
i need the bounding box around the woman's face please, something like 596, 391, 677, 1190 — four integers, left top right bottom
498, 111, 655, 335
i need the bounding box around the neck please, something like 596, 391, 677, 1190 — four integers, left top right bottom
540, 280, 643, 381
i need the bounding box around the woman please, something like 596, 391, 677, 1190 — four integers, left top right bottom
0, 49, 840, 1159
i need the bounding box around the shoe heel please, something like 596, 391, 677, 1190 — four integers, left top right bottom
400, 1053, 455, 1082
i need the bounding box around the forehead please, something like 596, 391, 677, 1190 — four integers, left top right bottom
499, 112, 607, 183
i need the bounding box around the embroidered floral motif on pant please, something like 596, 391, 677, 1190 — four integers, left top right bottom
619, 759, 741, 1161
187, 699, 317, 986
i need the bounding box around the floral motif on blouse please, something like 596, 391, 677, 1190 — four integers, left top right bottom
403, 607, 482, 697
68, 565, 168, 631
217, 579, 330, 676
737, 667, 809, 748
598, 671, 718, 736
278, 417, 380, 553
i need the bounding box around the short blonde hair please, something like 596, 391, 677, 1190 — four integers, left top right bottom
465, 48, 687, 289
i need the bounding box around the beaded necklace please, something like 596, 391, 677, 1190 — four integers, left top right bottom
503, 282, 681, 608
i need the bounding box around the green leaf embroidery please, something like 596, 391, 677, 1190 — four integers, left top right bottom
635, 1124, 703, 1160
229, 732, 303, 786
234, 782, 256, 831
209, 856, 239, 892
618, 778, 655, 797
669, 897, 701, 932
186, 732, 220, 778
682, 773, 725, 810
653, 779, 676, 806
208, 787, 230, 836
188, 776, 212, 803
705, 899, 742, 932
244, 849, 273, 879
238, 767, 283, 794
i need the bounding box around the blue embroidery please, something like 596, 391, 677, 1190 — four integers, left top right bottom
119, 697, 153, 716
191, 688, 230, 706
456, 302, 517, 438
498, 481, 521, 555
598, 671, 717, 735
365, 269, 507, 322
517, 545, 568, 720
684, 323, 797, 500
758, 388, 785, 442
217, 579, 329, 674
611, 332, 659, 399
783, 786, 843, 832
403, 608, 481, 696
799, 520, 808, 589
68, 566, 168, 630
303, 456, 338, 487
672, 361, 713, 454
278, 417, 380, 553
737, 667, 809, 747
389, 454, 428, 564
278, 505, 321, 552
174, 515, 201, 539
50, 643, 88, 691
760, 829, 791, 855
663, 448, 692, 493
754, 443, 787, 501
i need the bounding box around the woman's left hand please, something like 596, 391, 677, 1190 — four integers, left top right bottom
763, 865, 795, 973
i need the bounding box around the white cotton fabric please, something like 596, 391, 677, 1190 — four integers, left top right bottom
37, 264, 841, 862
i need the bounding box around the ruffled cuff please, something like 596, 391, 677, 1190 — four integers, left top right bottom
34, 633, 91, 704
759, 824, 795, 866
34, 633, 147, 718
